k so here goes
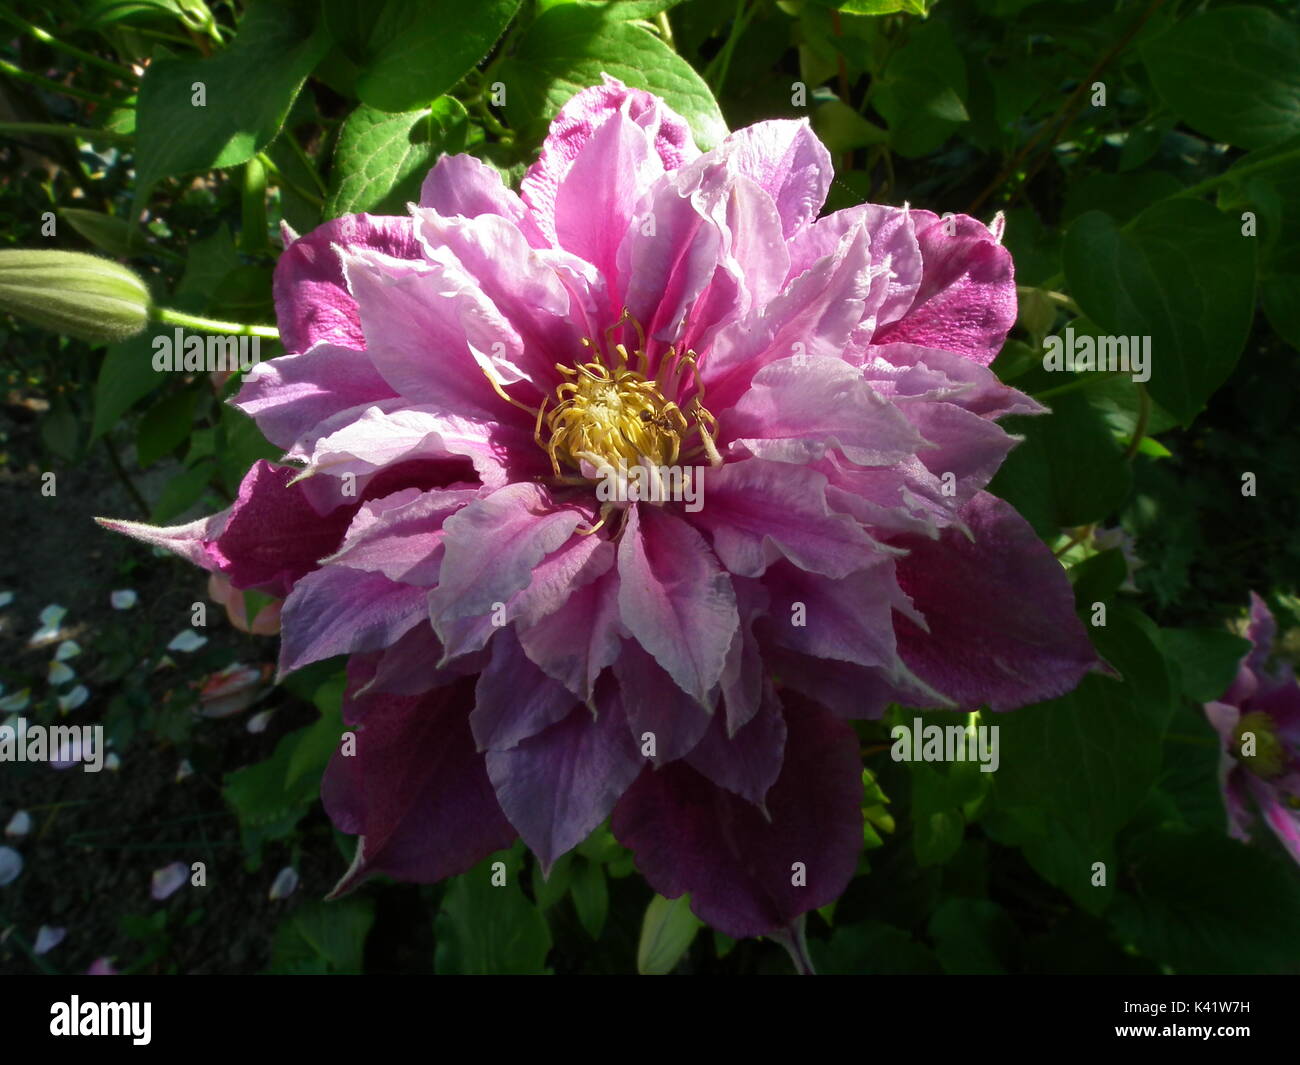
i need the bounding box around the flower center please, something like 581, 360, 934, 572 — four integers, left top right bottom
535, 315, 720, 478
1234, 711, 1287, 779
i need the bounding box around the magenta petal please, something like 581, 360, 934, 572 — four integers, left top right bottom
278, 565, 430, 676
613, 640, 714, 764
418, 153, 547, 247
723, 355, 924, 467
230, 342, 396, 453
612, 694, 863, 939
274, 213, 423, 354
617, 503, 738, 706
95, 509, 229, 574
554, 111, 663, 291
485, 682, 642, 872
210, 460, 355, 596
430, 483, 588, 640
521, 74, 698, 245
691, 458, 876, 579
516, 563, 622, 704
892, 491, 1098, 710
472, 629, 579, 752
323, 676, 515, 895
685, 681, 787, 807
872, 210, 1016, 366
715, 119, 831, 238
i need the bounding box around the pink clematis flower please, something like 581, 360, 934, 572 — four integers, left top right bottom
1205, 593, 1300, 865
101, 77, 1095, 938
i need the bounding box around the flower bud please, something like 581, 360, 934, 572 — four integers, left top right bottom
0, 249, 150, 343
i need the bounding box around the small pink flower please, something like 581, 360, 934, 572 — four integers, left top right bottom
1205, 593, 1300, 866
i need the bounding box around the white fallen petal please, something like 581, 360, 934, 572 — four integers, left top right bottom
0, 690, 30, 712
0, 846, 23, 886
33, 925, 66, 954
246, 709, 274, 734
150, 861, 188, 900
175, 759, 194, 782
0, 591, 13, 608
29, 604, 67, 645
54, 640, 82, 661
268, 866, 300, 901
104, 752, 121, 772
110, 589, 138, 610
167, 629, 207, 653
5, 811, 32, 838
48, 661, 75, 686
57, 685, 89, 713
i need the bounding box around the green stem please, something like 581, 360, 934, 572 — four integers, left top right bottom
1033, 370, 1127, 401
0, 11, 136, 80
0, 58, 128, 109
656, 11, 676, 51
284, 131, 328, 197
256, 151, 324, 210
0, 121, 130, 143
1121, 383, 1151, 461
1173, 145, 1300, 203
706, 0, 751, 97
150, 306, 279, 339
241, 156, 269, 254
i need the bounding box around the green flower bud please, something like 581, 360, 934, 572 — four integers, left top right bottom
0, 249, 151, 343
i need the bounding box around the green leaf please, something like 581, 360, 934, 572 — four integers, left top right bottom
332, 0, 521, 113
928, 899, 1020, 974
61, 208, 175, 260
1143, 6, 1300, 150
497, 3, 728, 151
871, 20, 967, 157
92, 327, 169, 440
1063, 200, 1256, 425
636, 893, 701, 974
1158, 628, 1251, 703
325, 98, 468, 219
268, 898, 375, 974
810, 920, 942, 975
988, 385, 1132, 537
133, 1, 329, 207
531, 852, 574, 911
222, 718, 332, 862
435, 848, 552, 974
569, 858, 609, 940
1112, 828, 1300, 973
136, 388, 198, 467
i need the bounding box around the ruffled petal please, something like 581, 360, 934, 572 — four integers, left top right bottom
612, 694, 863, 939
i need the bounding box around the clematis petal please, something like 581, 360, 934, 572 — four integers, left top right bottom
613, 639, 713, 764
617, 503, 738, 706
711, 119, 831, 239
274, 213, 422, 354
690, 458, 879, 579
485, 679, 643, 873
891, 491, 1098, 710
231, 342, 397, 453
723, 355, 924, 467
471, 629, 580, 752
419, 153, 547, 248
612, 694, 863, 939
278, 565, 430, 676
323, 675, 515, 895
871, 210, 1017, 366
521, 74, 698, 245
684, 680, 787, 807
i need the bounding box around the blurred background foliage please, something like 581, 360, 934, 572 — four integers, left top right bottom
1, 0, 1298, 974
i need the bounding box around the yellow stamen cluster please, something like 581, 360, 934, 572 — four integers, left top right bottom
1235, 711, 1287, 779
